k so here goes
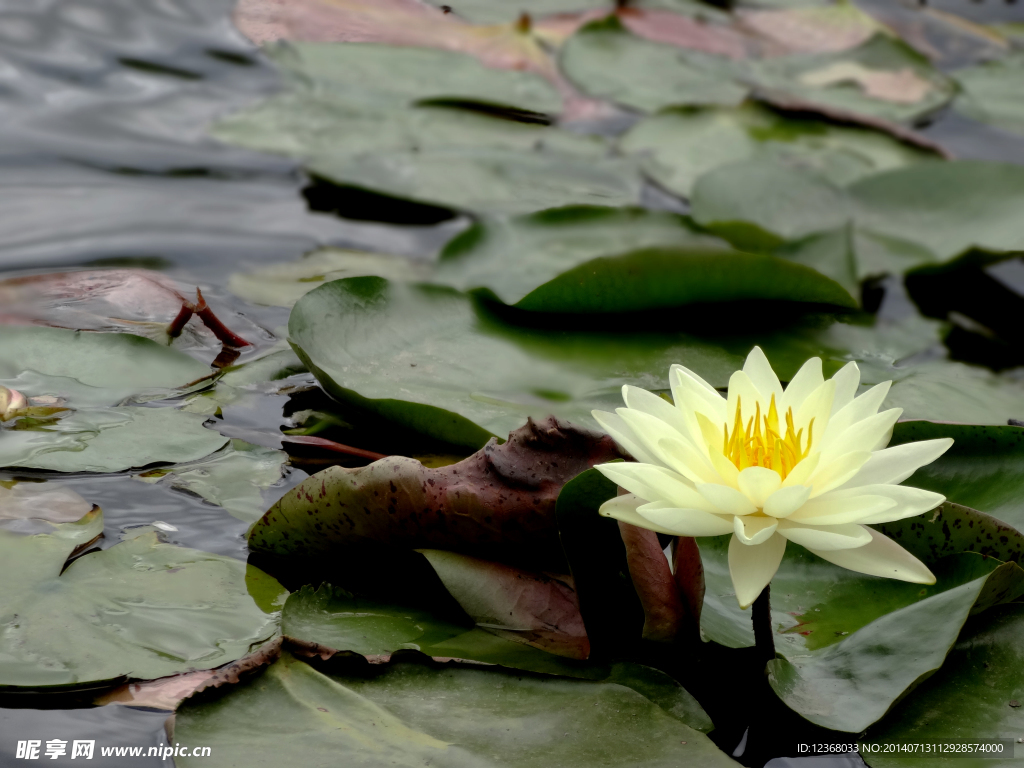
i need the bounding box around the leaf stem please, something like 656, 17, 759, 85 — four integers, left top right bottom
752, 584, 775, 667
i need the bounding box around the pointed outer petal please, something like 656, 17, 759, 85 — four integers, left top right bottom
698, 482, 758, 516
592, 410, 662, 467
777, 520, 873, 551
840, 485, 945, 525
695, 412, 724, 458
636, 501, 735, 536
729, 533, 786, 609
593, 462, 718, 512
779, 356, 824, 415
786, 493, 896, 526
821, 380, 892, 450
658, 436, 725, 485
670, 363, 721, 399
806, 451, 872, 498
763, 485, 811, 519
742, 346, 784, 404
616, 407, 698, 471
820, 408, 902, 465
807, 527, 935, 584
599, 494, 680, 536
726, 370, 768, 426
737, 466, 783, 508
794, 379, 836, 446
780, 452, 821, 488
828, 361, 861, 418
733, 514, 778, 545
838, 438, 954, 490
621, 385, 698, 447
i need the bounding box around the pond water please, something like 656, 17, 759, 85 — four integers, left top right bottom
1, 0, 1023, 765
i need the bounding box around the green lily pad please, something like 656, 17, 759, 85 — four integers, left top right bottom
436, 206, 856, 312
888, 422, 1024, 534
174, 652, 738, 767
562, 19, 952, 124
953, 52, 1024, 139
561, 17, 749, 114
0, 327, 210, 407
228, 248, 432, 308
136, 440, 288, 524
862, 603, 1024, 767
692, 159, 1024, 264
3, 407, 229, 473
0, 507, 286, 689
882, 361, 1024, 427
620, 103, 936, 197
266, 41, 562, 115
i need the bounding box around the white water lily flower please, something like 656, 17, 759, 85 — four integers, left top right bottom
593, 347, 953, 609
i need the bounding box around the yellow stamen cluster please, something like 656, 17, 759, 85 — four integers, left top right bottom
723, 395, 813, 478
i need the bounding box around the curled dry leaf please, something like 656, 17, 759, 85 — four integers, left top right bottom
618, 522, 687, 644
248, 416, 627, 570
419, 549, 589, 659
94, 638, 283, 710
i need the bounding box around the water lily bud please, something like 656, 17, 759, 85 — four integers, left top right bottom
0, 385, 28, 421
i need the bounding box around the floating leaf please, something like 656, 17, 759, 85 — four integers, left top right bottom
620, 103, 935, 197
4, 407, 229, 474
249, 417, 625, 569
419, 550, 589, 659
862, 603, 1024, 767
736, 1, 884, 55
887, 422, 1024, 534
0, 484, 93, 524
953, 52, 1024, 138
436, 205, 856, 311
0, 507, 285, 689
173, 652, 737, 767
228, 248, 431, 308
0, 326, 210, 407
136, 440, 289, 524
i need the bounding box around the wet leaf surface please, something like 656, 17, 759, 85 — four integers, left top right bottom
0, 507, 286, 690
174, 652, 736, 767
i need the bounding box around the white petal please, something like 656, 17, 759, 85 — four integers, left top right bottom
697, 482, 758, 516
737, 466, 782, 508
729, 533, 786, 609
786, 493, 896, 525
808, 528, 935, 584
821, 381, 892, 451
795, 379, 836, 451
807, 451, 872, 497
593, 462, 717, 511
599, 494, 681, 535
734, 514, 779, 545
839, 438, 954, 489
622, 385, 698, 447
670, 365, 727, 426
781, 452, 821, 488
763, 485, 811, 518
828, 361, 861, 417
592, 410, 662, 467
726, 370, 770, 430
778, 520, 873, 550
617, 408, 693, 470
820, 408, 902, 462
742, 346, 783, 403
780, 356, 824, 414
637, 501, 735, 536
845, 485, 945, 525
670, 363, 721, 398
658, 436, 725, 485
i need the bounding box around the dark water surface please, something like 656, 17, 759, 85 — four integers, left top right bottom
0, 0, 1023, 765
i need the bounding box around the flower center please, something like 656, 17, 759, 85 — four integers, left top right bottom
722, 395, 813, 478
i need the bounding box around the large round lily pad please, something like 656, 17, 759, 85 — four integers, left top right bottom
0, 508, 286, 689
174, 652, 738, 767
